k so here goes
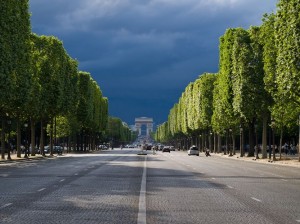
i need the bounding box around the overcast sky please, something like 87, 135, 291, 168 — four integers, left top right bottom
29, 0, 278, 126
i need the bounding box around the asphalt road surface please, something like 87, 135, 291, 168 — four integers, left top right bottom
0, 149, 299, 224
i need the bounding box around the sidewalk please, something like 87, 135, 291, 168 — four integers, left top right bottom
0, 152, 57, 164
211, 151, 300, 168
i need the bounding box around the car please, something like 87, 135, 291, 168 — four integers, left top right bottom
159, 145, 164, 151
43, 145, 63, 154
54, 146, 63, 154
162, 146, 170, 153
188, 145, 199, 156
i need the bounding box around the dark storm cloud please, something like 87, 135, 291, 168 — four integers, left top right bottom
30, 0, 277, 125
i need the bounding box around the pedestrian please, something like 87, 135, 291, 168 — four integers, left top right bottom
284, 143, 288, 155
205, 148, 211, 157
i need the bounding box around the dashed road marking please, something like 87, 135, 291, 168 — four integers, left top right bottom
251, 197, 262, 202
0, 203, 12, 209
211, 178, 216, 180
74, 173, 78, 176
138, 155, 147, 224
281, 179, 287, 182
227, 185, 234, 189
60, 179, 65, 182
0, 174, 9, 177
296, 220, 300, 222
37, 188, 46, 192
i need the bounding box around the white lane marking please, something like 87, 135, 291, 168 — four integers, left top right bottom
296, 220, 300, 222
74, 173, 78, 176
0, 174, 9, 177
281, 179, 287, 182
60, 179, 65, 182
0, 203, 12, 209
37, 188, 46, 192
251, 197, 262, 202
211, 178, 216, 180
227, 185, 234, 189
137, 155, 147, 224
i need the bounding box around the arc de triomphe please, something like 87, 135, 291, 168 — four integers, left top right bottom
135, 117, 153, 136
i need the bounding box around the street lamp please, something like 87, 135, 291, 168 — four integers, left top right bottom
209, 131, 213, 152
240, 124, 244, 157
199, 134, 202, 152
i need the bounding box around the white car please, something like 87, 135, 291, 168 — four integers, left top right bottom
188, 146, 199, 156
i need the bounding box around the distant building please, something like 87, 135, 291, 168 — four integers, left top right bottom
134, 117, 153, 136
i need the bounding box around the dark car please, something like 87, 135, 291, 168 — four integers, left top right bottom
44, 145, 63, 154
54, 146, 63, 154
162, 146, 170, 153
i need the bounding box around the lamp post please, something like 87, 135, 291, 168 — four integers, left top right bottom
240, 124, 243, 157
199, 134, 202, 152
209, 131, 212, 152
255, 123, 259, 159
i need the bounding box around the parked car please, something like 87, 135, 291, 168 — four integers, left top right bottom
188, 145, 199, 156
54, 146, 63, 154
44, 146, 50, 153
43, 145, 63, 154
162, 146, 171, 153
159, 145, 164, 151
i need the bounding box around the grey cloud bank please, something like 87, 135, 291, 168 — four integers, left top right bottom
30, 0, 277, 125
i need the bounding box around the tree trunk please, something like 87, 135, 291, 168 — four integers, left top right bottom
272, 127, 276, 161
299, 114, 300, 162
213, 133, 217, 153
248, 121, 255, 157
40, 120, 45, 156
232, 134, 236, 156
225, 131, 228, 155
1, 119, 5, 160
198, 135, 202, 152
218, 134, 221, 153
240, 128, 243, 157
17, 119, 21, 158
31, 119, 36, 156
68, 135, 71, 153
50, 118, 54, 156
279, 128, 283, 160
262, 116, 268, 159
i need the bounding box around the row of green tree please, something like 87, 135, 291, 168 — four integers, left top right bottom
155, 0, 300, 161
0, 1, 132, 159
106, 117, 138, 148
